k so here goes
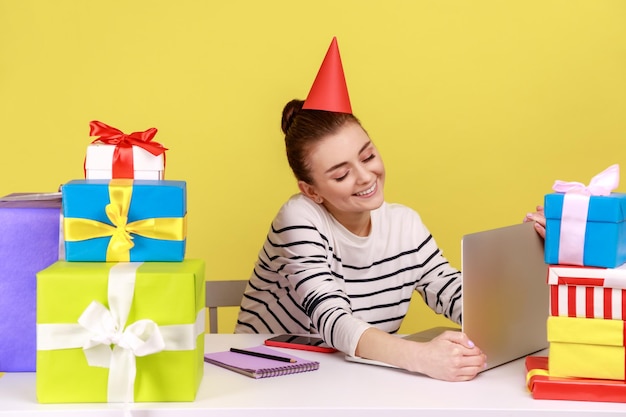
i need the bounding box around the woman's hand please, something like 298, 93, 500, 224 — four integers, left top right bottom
524, 205, 546, 239
355, 328, 486, 382
407, 331, 486, 382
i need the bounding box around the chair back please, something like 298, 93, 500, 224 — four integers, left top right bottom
205, 280, 248, 333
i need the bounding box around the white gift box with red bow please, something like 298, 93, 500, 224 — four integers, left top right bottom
84, 120, 167, 180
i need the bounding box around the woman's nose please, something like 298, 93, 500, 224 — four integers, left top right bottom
354, 164, 373, 184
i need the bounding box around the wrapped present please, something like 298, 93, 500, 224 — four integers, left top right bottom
0, 193, 61, 372
547, 316, 625, 380
526, 356, 626, 403
548, 264, 626, 320
36, 260, 205, 403
62, 179, 186, 262
85, 120, 167, 180
544, 164, 626, 268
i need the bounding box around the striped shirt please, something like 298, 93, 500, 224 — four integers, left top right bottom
235, 194, 462, 356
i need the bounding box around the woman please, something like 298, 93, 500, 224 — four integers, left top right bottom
236, 39, 546, 382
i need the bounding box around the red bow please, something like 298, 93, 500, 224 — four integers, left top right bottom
89, 120, 167, 179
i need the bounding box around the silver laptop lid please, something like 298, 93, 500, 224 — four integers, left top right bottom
346, 222, 548, 371
461, 221, 548, 370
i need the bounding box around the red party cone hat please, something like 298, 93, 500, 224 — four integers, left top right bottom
302, 37, 353, 114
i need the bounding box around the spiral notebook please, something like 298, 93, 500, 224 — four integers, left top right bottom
204, 345, 320, 379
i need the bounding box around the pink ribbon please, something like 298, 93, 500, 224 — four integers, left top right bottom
552, 164, 620, 265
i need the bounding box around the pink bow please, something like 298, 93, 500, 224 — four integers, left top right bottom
552, 164, 619, 196
553, 164, 620, 266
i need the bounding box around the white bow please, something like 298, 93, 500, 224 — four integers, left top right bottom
79, 301, 165, 366
78, 300, 165, 402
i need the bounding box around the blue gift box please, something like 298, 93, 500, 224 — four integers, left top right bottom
544, 192, 626, 268
0, 194, 61, 371
62, 179, 187, 262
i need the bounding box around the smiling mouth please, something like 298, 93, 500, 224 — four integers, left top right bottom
354, 182, 377, 197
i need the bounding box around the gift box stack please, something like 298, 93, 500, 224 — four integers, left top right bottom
526, 164, 626, 402
35, 121, 205, 404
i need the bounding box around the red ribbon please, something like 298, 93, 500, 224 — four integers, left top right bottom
89, 120, 168, 179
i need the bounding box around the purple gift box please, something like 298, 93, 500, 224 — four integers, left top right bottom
0, 193, 62, 371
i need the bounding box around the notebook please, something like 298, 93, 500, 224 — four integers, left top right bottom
204, 345, 320, 379
347, 222, 548, 371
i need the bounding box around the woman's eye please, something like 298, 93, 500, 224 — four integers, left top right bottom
334, 172, 349, 182
363, 153, 375, 162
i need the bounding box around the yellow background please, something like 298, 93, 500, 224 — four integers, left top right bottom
1, 1, 625, 333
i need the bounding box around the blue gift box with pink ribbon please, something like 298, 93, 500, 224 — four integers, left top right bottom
545, 164, 626, 268
62, 179, 186, 262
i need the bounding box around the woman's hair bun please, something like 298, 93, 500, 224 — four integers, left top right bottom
281, 99, 305, 134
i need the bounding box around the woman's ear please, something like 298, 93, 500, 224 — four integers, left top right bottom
298, 181, 323, 204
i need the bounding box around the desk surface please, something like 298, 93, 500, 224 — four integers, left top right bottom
1, 334, 624, 416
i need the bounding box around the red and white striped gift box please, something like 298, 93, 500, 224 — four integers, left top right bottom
548, 264, 626, 320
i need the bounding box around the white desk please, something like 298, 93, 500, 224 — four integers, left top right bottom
1, 334, 624, 416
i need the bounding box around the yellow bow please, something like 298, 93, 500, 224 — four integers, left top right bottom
64, 179, 186, 261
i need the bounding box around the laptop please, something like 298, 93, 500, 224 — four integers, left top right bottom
346, 221, 549, 372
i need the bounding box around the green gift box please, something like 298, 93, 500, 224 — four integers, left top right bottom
36, 260, 205, 403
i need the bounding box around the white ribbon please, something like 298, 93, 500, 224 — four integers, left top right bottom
37, 262, 204, 403
551, 164, 620, 265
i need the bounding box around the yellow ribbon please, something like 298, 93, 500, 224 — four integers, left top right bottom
63, 179, 186, 261
526, 369, 549, 391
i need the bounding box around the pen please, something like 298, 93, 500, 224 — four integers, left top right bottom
230, 347, 296, 363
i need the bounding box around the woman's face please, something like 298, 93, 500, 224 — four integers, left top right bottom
299, 122, 386, 221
